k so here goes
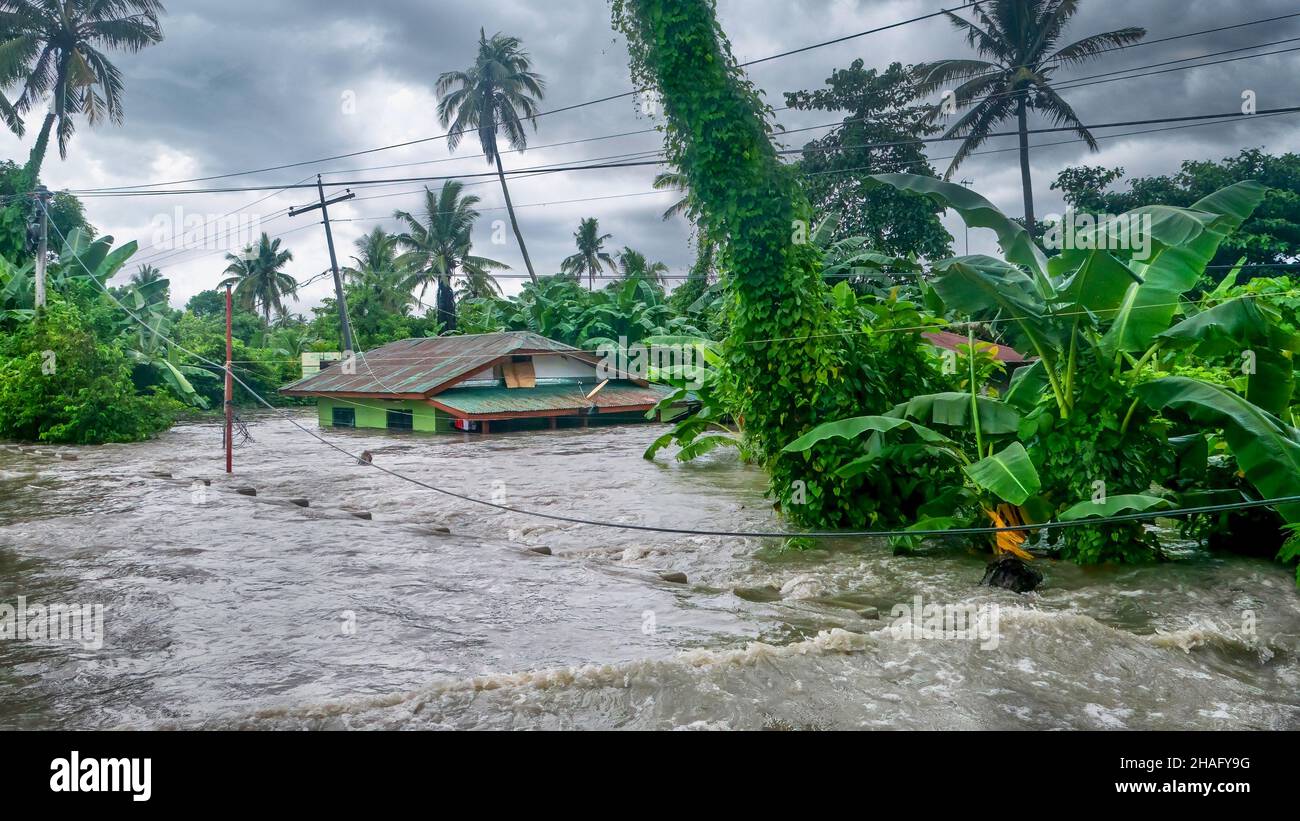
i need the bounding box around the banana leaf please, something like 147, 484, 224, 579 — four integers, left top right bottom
1138, 377, 1300, 523
871, 173, 1050, 289
886, 392, 1020, 435
1100, 182, 1266, 357
783, 415, 954, 453
1004, 360, 1049, 412
1050, 246, 1143, 315
1158, 298, 1298, 415
929, 256, 1061, 370
1057, 494, 1172, 522
962, 442, 1041, 506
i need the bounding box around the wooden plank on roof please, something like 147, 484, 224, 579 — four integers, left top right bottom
515, 359, 536, 388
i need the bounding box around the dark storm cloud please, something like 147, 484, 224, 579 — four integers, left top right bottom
2, 0, 1297, 306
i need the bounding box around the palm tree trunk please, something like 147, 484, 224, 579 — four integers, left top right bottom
1016, 96, 1035, 234
493, 152, 539, 284
23, 112, 56, 189
437, 276, 457, 332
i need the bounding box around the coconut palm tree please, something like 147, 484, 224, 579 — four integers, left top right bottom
653, 171, 692, 223
456, 263, 504, 301
654, 169, 716, 288
560, 217, 617, 290
436, 29, 546, 284
393, 180, 507, 332
130, 263, 162, 285
129, 263, 168, 306
0, 0, 166, 184
343, 227, 411, 315
219, 233, 298, 323
914, 0, 1145, 231
617, 247, 669, 286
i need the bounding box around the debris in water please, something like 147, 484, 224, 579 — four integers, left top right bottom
857, 607, 880, 620
234, 487, 257, 497
660, 571, 688, 584
733, 585, 781, 603
289, 498, 309, 508
358, 450, 373, 465
529, 546, 552, 556
981, 557, 1043, 593
347, 510, 372, 520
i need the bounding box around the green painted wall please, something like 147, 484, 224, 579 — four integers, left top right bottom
315, 398, 451, 433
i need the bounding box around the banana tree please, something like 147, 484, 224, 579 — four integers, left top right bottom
641, 335, 753, 462
0, 255, 34, 323
870, 174, 1296, 562
783, 397, 1041, 557
118, 282, 209, 410
873, 173, 1268, 422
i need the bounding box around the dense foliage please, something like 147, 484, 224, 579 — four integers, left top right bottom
1052, 149, 1300, 272
612, 0, 1298, 584
784, 60, 951, 259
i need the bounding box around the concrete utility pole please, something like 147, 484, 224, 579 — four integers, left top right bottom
290, 176, 357, 354
225, 283, 234, 474
33, 186, 51, 310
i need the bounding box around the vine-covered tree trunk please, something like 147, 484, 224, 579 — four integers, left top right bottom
611, 0, 841, 464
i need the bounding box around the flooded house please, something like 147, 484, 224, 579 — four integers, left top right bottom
279, 331, 680, 434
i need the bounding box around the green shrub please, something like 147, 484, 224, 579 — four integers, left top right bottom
0, 300, 178, 443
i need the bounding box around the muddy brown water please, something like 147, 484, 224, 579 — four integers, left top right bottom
0, 410, 1297, 730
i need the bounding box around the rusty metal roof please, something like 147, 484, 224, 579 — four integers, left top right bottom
280, 332, 588, 398
432, 382, 676, 418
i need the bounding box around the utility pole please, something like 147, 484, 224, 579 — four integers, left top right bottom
290, 176, 356, 354
32, 186, 51, 310
225, 283, 234, 474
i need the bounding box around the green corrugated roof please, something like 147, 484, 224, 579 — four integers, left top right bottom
433, 382, 675, 417
280, 332, 586, 397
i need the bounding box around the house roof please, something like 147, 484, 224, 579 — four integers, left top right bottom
922, 331, 1028, 364
431, 382, 676, 420
279, 332, 597, 398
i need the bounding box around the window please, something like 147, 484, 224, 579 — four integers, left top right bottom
331, 407, 355, 428
386, 409, 414, 431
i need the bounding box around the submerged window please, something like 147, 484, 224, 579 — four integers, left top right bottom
386, 409, 414, 431
331, 407, 356, 428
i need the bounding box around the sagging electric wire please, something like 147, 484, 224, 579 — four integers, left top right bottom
40, 200, 1300, 541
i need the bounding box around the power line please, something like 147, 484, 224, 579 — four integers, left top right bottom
71, 2, 982, 194
66, 11, 1296, 202
907, 15, 1300, 104
75, 29, 1300, 200
121, 106, 1300, 278
66, 105, 1300, 199
46, 202, 1300, 540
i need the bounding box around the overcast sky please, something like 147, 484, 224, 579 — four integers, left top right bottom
4, 0, 1298, 312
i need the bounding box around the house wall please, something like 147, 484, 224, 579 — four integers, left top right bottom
315, 398, 451, 433
532, 355, 597, 380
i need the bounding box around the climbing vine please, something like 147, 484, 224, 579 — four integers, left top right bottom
611, 0, 946, 527
612, 0, 836, 482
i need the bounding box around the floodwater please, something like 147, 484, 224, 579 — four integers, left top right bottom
1, 410, 1297, 730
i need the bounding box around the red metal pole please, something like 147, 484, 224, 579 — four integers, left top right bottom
225, 284, 233, 474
